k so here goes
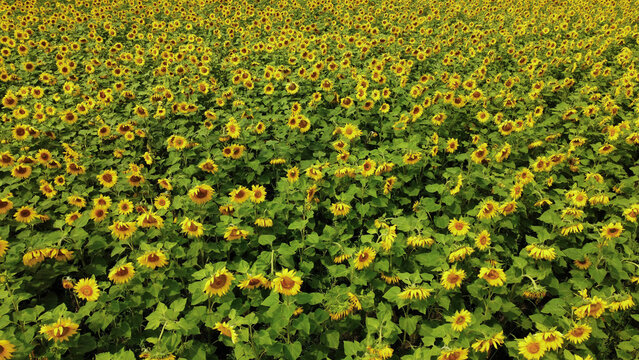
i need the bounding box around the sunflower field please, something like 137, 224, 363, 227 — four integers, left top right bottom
1, 0, 639, 359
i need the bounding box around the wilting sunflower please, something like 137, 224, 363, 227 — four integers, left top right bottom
181, 218, 204, 238
14, 206, 37, 223
330, 202, 351, 216
97, 169, 118, 188
272, 268, 303, 296
214, 322, 238, 343
448, 246, 474, 262
189, 184, 215, 205
574, 296, 607, 319
238, 274, 267, 290
518, 334, 546, 360
441, 267, 466, 290
108, 263, 135, 284
471, 331, 505, 353
398, 286, 433, 300
354, 247, 376, 270
525, 244, 556, 261
450, 309, 472, 332
448, 218, 470, 236
479, 267, 507, 286
565, 324, 592, 344
40, 317, 79, 342
109, 221, 137, 240
406, 235, 434, 248
204, 268, 234, 297
137, 250, 168, 269
224, 226, 249, 241
75, 277, 100, 301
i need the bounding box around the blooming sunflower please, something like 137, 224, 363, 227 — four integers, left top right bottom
0, 339, 16, 360
540, 330, 564, 351
229, 186, 250, 204
600, 222, 623, 240
214, 322, 238, 344
450, 309, 472, 331
474, 230, 491, 250
286, 167, 300, 182
250, 185, 266, 203
108, 221, 137, 240
479, 267, 506, 286
11, 164, 31, 179
181, 218, 204, 238
40, 318, 79, 342
117, 199, 134, 215
575, 296, 607, 319
354, 247, 376, 270
477, 200, 499, 220
238, 274, 267, 290
108, 263, 135, 284
14, 206, 37, 223
272, 268, 303, 296
448, 218, 470, 236
137, 250, 168, 269
361, 159, 376, 176
188, 184, 215, 205
518, 334, 546, 360
204, 268, 234, 297
97, 169, 118, 188
0, 198, 13, 215
441, 267, 466, 290
75, 278, 100, 301
565, 324, 592, 344
437, 348, 468, 360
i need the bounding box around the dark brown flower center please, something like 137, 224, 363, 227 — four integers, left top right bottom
527, 342, 540, 354
281, 276, 295, 289
212, 275, 227, 288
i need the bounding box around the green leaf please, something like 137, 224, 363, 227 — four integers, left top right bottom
323, 330, 340, 349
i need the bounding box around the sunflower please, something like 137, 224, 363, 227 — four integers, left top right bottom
128, 173, 145, 187
354, 247, 376, 270
158, 178, 173, 191
286, 167, 300, 182
181, 218, 204, 238
0, 152, 14, 168
108, 263, 135, 284
474, 230, 491, 250
518, 334, 546, 360
273, 268, 303, 296
250, 185, 266, 203
398, 286, 433, 300
565, 324, 592, 344
199, 159, 218, 174
75, 277, 100, 301
254, 218, 273, 227
212, 321, 238, 344
477, 200, 499, 220
450, 309, 472, 331
189, 185, 215, 205
600, 222, 623, 240
479, 267, 506, 286
108, 221, 137, 240
448, 218, 470, 236
137, 250, 168, 269
441, 267, 466, 290
540, 330, 564, 351
361, 159, 376, 176
0, 198, 13, 215
65, 211, 82, 225
97, 170, 118, 188
238, 274, 267, 290
448, 246, 474, 262
14, 206, 37, 223
154, 195, 170, 209
402, 151, 422, 165
23, 249, 46, 267
224, 226, 249, 241
229, 186, 250, 204
204, 268, 234, 297
574, 257, 591, 270
117, 199, 134, 215
575, 296, 607, 319
471, 331, 505, 353
0, 339, 15, 360
525, 244, 556, 260
330, 202, 351, 216
40, 318, 79, 342
437, 348, 468, 360
0, 239, 8, 258
11, 164, 32, 179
